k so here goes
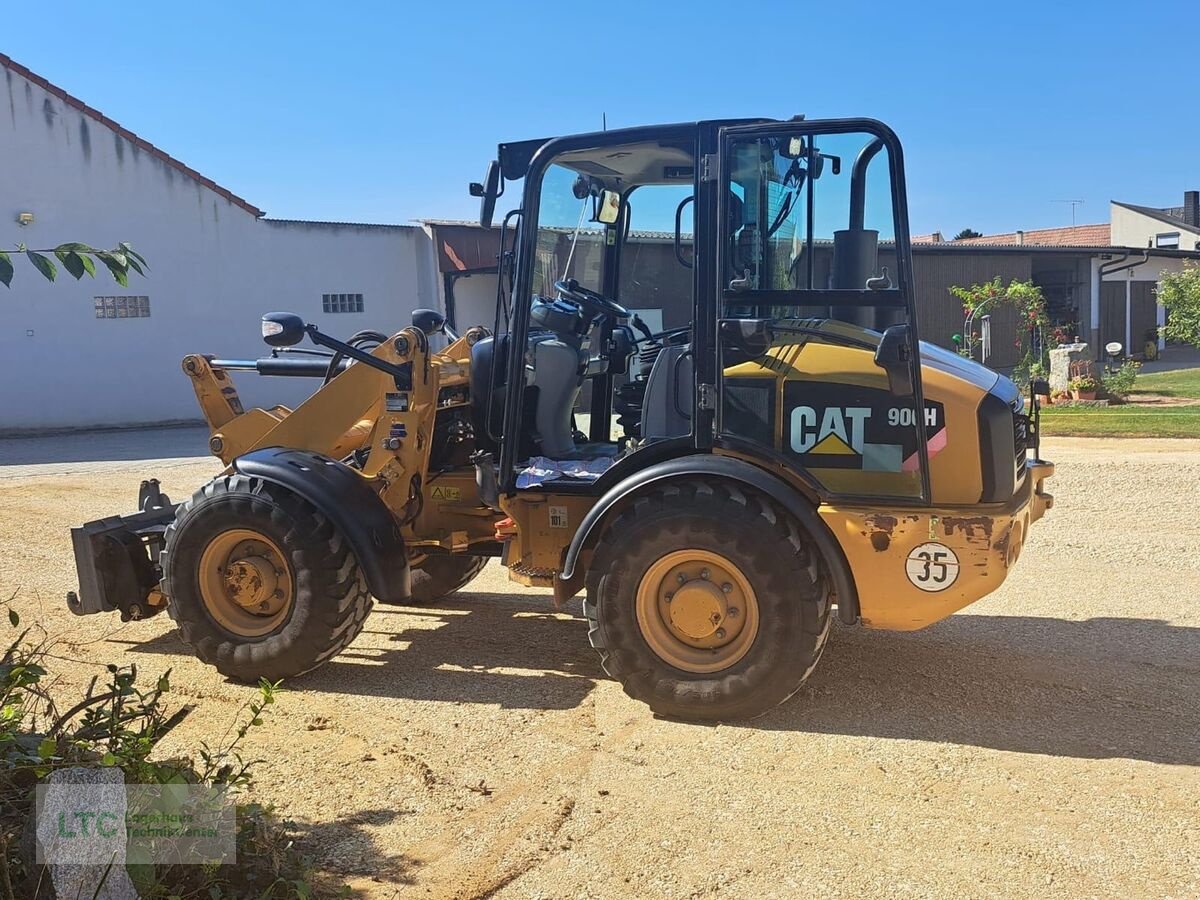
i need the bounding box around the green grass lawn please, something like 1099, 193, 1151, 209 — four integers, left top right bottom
1132, 368, 1200, 399
1039, 404, 1200, 438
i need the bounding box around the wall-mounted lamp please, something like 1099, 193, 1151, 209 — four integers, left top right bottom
16, 212, 34, 226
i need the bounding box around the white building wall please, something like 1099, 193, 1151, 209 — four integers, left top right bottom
1110, 203, 1200, 251
1, 66, 435, 431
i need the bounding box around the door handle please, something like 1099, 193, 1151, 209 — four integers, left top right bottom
874, 324, 914, 397
728, 269, 752, 293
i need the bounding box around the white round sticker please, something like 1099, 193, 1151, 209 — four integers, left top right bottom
905, 542, 960, 592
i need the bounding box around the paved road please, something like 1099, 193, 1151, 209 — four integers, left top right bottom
0, 424, 210, 478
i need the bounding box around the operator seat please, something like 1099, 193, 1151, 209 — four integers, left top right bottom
468, 329, 587, 460
469, 334, 536, 460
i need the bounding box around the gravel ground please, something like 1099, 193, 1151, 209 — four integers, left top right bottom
1, 434, 1198, 899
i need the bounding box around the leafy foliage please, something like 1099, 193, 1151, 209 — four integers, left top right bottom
1102, 359, 1141, 400
953, 228, 982, 240
1156, 261, 1200, 348
0, 600, 333, 899
0, 241, 145, 288
949, 277, 1049, 381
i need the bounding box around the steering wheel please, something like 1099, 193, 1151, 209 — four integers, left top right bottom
554, 278, 631, 320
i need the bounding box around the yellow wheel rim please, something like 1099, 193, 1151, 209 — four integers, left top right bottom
198, 528, 293, 637
635, 549, 760, 674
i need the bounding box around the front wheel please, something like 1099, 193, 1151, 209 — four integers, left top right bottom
161, 474, 372, 682
584, 480, 831, 721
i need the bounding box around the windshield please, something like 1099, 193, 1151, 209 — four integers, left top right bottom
530, 164, 604, 299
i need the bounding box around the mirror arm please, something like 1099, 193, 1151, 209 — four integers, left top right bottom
305, 325, 412, 384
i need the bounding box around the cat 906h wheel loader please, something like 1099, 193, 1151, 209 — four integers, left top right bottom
67, 117, 1054, 721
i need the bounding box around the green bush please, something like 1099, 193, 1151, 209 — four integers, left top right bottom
1103, 360, 1141, 401
0, 600, 338, 899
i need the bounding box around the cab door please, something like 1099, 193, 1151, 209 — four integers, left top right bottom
709, 119, 933, 504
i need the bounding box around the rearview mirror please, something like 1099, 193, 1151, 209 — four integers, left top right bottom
411, 308, 446, 336
474, 161, 501, 229
262, 312, 306, 347
596, 190, 621, 224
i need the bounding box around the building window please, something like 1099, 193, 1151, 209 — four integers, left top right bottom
1156, 232, 1180, 249
322, 293, 364, 314
94, 296, 150, 319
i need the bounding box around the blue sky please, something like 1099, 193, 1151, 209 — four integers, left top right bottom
5, 0, 1194, 236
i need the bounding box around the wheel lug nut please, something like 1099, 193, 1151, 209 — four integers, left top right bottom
677, 573, 687, 585
700, 568, 710, 580
721, 582, 733, 593
715, 628, 726, 639
664, 592, 674, 603
728, 607, 739, 617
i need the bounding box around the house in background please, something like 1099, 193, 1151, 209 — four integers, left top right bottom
922, 192, 1200, 363
1111, 192, 1200, 251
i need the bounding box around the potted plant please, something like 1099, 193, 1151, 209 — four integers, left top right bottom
1143, 328, 1159, 362
1068, 374, 1100, 401
1051, 388, 1070, 405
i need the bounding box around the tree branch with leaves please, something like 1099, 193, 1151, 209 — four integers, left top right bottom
1156, 261, 1200, 348
0, 241, 146, 288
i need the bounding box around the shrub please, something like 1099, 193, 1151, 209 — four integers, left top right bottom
0, 601, 336, 899
1103, 359, 1141, 401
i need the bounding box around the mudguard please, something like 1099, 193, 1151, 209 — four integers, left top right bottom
558, 454, 860, 624
233, 447, 411, 603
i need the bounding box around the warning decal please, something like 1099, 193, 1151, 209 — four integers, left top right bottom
783, 382, 946, 474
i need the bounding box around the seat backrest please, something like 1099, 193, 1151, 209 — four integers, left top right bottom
469, 334, 509, 453
641, 343, 693, 439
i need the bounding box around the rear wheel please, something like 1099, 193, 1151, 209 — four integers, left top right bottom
393, 554, 489, 606
584, 480, 831, 721
161, 474, 372, 682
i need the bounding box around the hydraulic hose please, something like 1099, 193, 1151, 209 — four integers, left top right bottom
323, 330, 390, 384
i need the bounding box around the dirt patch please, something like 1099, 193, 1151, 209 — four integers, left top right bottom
1, 439, 1198, 898
1125, 392, 1200, 407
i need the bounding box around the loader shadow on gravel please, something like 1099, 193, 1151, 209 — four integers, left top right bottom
758, 614, 1200, 766
287, 807, 417, 887
122, 596, 1199, 766
124, 591, 604, 711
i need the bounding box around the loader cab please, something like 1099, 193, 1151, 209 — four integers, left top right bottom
477, 117, 932, 504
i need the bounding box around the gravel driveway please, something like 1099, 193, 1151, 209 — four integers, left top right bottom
1, 434, 1197, 898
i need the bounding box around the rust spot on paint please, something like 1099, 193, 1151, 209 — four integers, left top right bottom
941, 516, 994, 543
870, 531, 890, 552
864, 514, 898, 535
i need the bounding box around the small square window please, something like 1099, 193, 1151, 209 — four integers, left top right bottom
322, 293, 364, 313
95, 296, 150, 319
1156, 232, 1180, 249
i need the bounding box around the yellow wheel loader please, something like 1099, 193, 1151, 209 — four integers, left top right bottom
68, 117, 1054, 721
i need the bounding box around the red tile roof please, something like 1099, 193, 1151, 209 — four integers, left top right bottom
0, 53, 263, 218
952, 223, 1110, 247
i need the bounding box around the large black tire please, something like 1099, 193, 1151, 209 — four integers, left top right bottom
583, 480, 831, 721
161, 474, 372, 682
401, 554, 489, 606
